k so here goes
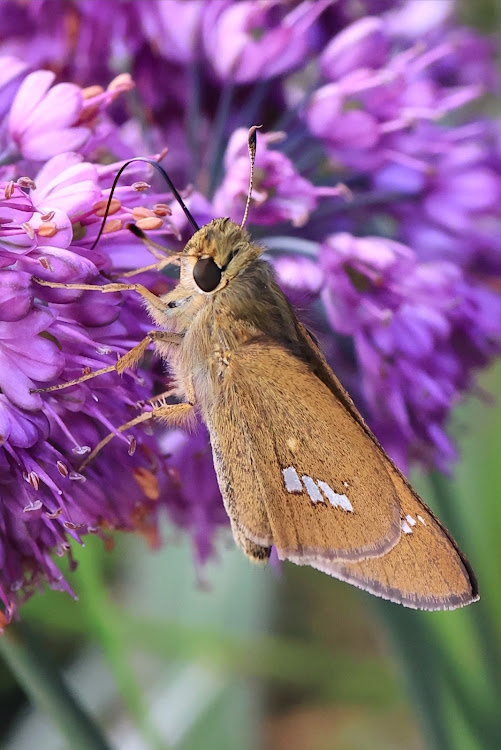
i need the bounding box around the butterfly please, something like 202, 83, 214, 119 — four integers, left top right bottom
34, 127, 478, 611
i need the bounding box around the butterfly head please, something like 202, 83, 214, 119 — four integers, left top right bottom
182, 217, 262, 294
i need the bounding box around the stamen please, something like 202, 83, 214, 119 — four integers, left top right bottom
24, 500, 42, 512
72, 445, 91, 456
38, 222, 57, 238
102, 218, 123, 234
82, 85, 104, 100
135, 216, 163, 231
46, 507, 64, 519
132, 181, 151, 192
93, 197, 121, 217
56, 461, 69, 477
17, 176, 36, 190
153, 203, 171, 216
39, 257, 54, 271
132, 206, 155, 220
22, 222, 35, 239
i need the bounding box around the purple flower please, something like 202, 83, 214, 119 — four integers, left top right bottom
0, 1, 500, 622
202, 0, 330, 83
320, 232, 501, 471
8, 70, 90, 161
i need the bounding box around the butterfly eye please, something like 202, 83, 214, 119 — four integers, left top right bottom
193, 257, 222, 292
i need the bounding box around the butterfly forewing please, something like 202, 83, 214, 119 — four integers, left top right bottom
204, 334, 477, 610
204, 338, 402, 564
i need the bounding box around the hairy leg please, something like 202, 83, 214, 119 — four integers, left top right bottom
32, 331, 183, 393
80, 401, 194, 470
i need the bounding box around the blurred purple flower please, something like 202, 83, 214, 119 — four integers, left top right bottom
203, 0, 330, 83
8, 70, 90, 161
214, 128, 341, 226
320, 232, 501, 471
0, 0, 500, 623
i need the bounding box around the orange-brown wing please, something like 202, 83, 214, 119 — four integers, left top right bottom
204, 339, 402, 564
203, 338, 478, 610
313, 468, 479, 610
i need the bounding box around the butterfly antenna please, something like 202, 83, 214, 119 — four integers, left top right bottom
91, 157, 200, 250
240, 125, 261, 229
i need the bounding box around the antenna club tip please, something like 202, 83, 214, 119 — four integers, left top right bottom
248, 124, 262, 146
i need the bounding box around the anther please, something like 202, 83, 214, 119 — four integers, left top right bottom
22, 222, 35, 239
102, 218, 123, 234
38, 222, 58, 238
17, 176, 36, 190
82, 84, 104, 100
56, 461, 69, 477
94, 197, 121, 217
39, 257, 54, 271
136, 216, 163, 231
72, 445, 91, 456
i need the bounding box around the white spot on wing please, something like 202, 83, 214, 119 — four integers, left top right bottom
401, 520, 413, 534
282, 466, 302, 493
301, 475, 324, 504
317, 480, 353, 512
405, 514, 416, 526
417, 514, 426, 525
343, 481, 349, 488
287, 438, 298, 451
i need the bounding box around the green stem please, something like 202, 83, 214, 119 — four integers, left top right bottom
207, 83, 234, 198
0, 622, 113, 750
77, 550, 167, 750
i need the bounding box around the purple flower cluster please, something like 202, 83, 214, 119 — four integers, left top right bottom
0, 0, 500, 623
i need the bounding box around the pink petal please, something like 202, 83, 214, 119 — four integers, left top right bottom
0, 307, 55, 339
8, 69, 55, 136
0, 350, 42, 410
22, 82, 83, 135
2, 336, 63, 380
21, 127, 90, 161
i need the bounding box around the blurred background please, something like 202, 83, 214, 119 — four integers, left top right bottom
1, 1, 501, 749
2, 363, 501, 750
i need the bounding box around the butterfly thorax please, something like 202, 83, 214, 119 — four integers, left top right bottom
147, 219, 305, 411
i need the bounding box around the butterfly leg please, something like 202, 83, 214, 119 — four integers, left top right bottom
32, 331, 183, 393
119, 256, 180, 279
80, 400, 194, 470
33, 276, 167, 313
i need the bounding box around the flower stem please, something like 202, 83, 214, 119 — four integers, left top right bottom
0, 621, 113, 750
207, 82, 234, 198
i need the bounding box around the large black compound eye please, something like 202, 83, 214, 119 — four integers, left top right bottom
193, 256, 222, 292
